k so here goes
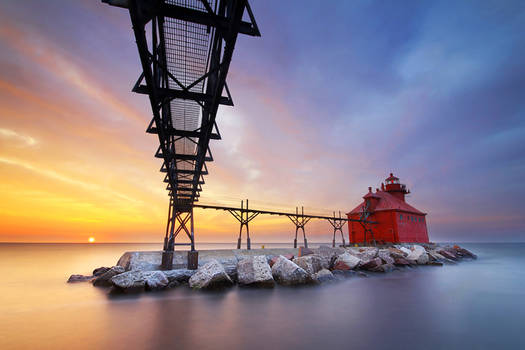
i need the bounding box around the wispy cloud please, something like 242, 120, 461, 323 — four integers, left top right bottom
0, 128, 37, 146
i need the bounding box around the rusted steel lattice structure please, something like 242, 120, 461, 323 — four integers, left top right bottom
103, 0, 260, 268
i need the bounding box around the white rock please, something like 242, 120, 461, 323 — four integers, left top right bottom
237, 255, 274, 287
333, 252, 361, 270
271, 255, 312, 285
293, 255, 324, 274
406, 245, 429, 265
315, 269, 335, 283
189, 260, 233, 289
399, 247, 412, 256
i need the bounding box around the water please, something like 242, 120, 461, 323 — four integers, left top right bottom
1, 243, 524, 349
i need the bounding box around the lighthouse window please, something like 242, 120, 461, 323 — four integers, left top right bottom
400, 214, 403, 220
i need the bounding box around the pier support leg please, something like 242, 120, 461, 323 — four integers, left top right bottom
161, 198, 195, 270
161, 251, 173, 270
187, 251, 198, 270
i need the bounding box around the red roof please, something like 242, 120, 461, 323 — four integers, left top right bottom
347, 190, 425, 215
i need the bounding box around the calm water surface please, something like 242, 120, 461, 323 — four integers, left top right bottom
1, 243, 524, 349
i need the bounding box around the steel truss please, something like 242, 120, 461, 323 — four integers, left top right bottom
226, 200, 258, 249
102, 0, 260, 265
195, 202, 377, 249
328, 211, 346, 248
287, 207, 310, 249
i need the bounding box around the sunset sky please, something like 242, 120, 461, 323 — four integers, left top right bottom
0, 0, 524, 243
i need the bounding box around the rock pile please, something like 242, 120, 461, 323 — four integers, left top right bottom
67, 244, 477, 293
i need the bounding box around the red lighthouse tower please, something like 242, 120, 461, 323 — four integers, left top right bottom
347, 173, 429, 244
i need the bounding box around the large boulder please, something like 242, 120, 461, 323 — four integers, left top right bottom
293, 254, 324, 274
437, 249, 458, 261
371, 263, 395, 273
314, 269, 335, 283
398, 246, 412, 256
406, 245, 429, 265
93, 266, 125, 287
271, 255, 312, 285
237, 255, 274, 287
189, 260, 233, 289
388, 247, 407, 258
67, 274, 93, 283
163, 269, 195, 284
144, 271, 169, 290
359, 257, 383, 271
393, 257, 413, 266
315, 246, 345, 268
378, 249, 395, 265
455, 247, 478, 259
111, 271, 169, 292
333, 252, 361, 270
269, 254, 294, 267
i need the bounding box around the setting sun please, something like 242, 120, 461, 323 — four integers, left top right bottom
88, 237, 95, 243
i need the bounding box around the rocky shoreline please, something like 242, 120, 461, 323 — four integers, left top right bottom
67, 244, 477, 293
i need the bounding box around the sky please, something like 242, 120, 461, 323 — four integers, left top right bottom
0, 0, 524, 243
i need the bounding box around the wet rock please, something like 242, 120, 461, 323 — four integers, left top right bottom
269, 254, 294, 267
388, 247, 407, 258
189, 260, 233, 289
427, 261, 443, 266
315, 246, 344, 269
93, 266, 125, 287
271, 255, 312, 286
67, 274, 94, 283
398, 247, 412, 256
357, 247, 379, 261
360, 257, 382, 271
112, 270, 169, 292
111, 271, 146, 292
314, 269, 335, 283
437, 249, 458, 261
455, 247, 478, 259
332, 252, 361, 270
167, 280, 180, 288
144, 271, 169, 290
92, 267, 110, 277
293, 254, 324, 274
371, 263, 395, 273
163, 269, 195, 283
406, 245, 429, 265
378, 249, 395, 265
393, 257, 412, 266
237, 255, 274, 287
332, 269, 357, 279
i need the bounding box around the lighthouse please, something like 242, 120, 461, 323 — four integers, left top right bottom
347, 173, 429, 244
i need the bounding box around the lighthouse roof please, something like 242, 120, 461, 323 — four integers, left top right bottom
347, 190, 425, 215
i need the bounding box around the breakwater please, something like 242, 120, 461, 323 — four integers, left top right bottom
67, 243, 477, 293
